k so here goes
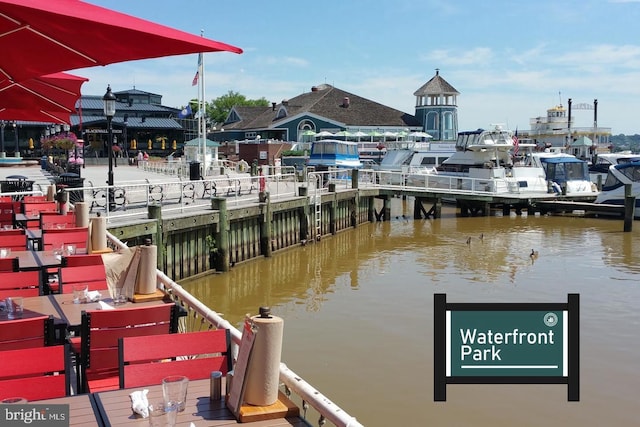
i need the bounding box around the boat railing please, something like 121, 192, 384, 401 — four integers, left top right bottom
105, 230, 363, 427
369, 169, 551, 195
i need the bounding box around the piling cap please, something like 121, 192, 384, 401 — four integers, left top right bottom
144, 238, 152, 246
259, 306, 272, 318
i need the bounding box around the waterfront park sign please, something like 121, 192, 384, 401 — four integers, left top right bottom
434, 294, 579, 401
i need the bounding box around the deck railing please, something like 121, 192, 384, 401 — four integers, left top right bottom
106, 230, 363, 427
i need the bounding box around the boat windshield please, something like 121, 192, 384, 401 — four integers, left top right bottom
543, 160, 590, 183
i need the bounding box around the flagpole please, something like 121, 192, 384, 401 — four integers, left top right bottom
198, 30, 206, 176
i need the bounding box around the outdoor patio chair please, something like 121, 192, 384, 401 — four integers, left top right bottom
118, 329, 232, 389
0, 256, 19, 272
0, 233, 28, 251
39, 211, 77, 229
0, 344, 70, 401
41, 226, 89, 251
58, 264, 109, 293
0, 270, 42, 298
0, 314, 55, 350
73, 303, 178, 393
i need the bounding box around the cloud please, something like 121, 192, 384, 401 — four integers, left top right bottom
423, 47, 494, 66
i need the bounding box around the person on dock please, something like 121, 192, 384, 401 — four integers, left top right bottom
259, 167, 266, 193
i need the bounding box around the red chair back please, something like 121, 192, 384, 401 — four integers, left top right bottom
79, 303, 177, 392
42, 227, 89, 250
22, 195, 47, 203
59, 264, 109, 293
0, 270, 42, 298
40, 212, 77, 229
0, 201, 20, 228
22, 201, 57, 215
0, 256, 18, 271
0, 344, 70, 400
0, 233, 27, 251
119, 329, 232, 388
0, 315, 55, 349
62, 253, 104, 267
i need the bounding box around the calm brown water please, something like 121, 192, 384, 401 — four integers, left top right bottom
181, 199, 640, 427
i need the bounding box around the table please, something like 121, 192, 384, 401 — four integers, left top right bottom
13, 213, 39, 228
35, 393, 103, 427
93, 379, 305, 426
25, 228, 42, 250
14, 249, 67, 271
1, 295, 67, 342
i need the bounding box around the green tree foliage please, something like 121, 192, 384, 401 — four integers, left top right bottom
610, 134, 640, 153
206, 91, 269, 125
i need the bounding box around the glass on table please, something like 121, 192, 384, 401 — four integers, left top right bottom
148, 401, 177, 427
6, 297, 23, 319
0, 247, 11, 258
72, 284, 88, 304
161, 376, 189, 412
111, 287, 127, 306
64, 243, 77, 256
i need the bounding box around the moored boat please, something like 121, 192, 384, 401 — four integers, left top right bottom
594, 161, 640, 217
307, 139, 362, 172
406, 125, 549, 194
589, 151, 640, 174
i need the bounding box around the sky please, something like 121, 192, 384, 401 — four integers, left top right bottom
76, 0, 640, 135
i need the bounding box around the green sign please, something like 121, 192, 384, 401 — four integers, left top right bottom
433, 294, 579, 402
449, 310, 565, 377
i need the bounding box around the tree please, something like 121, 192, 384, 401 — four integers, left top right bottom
207, 90, 269, 125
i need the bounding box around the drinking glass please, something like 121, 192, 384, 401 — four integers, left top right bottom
161, 376, 189, 412
6, 297, 23, 320
0, 247, 11, 258
64, 243, 77, 256
148, 401, 177, 427
112, 287, 127, 305
72, 284, 88, 304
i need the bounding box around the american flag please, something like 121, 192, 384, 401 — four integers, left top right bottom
192, 53, 202, 86
512, 130, 519, 156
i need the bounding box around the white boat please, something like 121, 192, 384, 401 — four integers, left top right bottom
407, 125, 549, 194
307, 139, 363, 171
589, 151, 640, 174
594, 161, 640, 217
529, 151, 597, 195
376, 140, 455, 184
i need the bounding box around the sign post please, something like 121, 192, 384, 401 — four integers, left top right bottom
434, 293, 579, 402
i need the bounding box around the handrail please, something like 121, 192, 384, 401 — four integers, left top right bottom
105, 230, 363, 427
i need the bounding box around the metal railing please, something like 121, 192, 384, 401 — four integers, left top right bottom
65, 172, 302, 222
106, 231, 363, 427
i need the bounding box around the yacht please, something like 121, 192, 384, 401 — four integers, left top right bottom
529, 151, 597, 195
589, 152, 640, 174
594, 161, 640, 217
376, 140, 455, 184
407, 125, 549, 194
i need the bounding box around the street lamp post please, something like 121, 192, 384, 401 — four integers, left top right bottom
0, 121, 5, 157
103, 85, 116, 210
12, 122, 18, 157
123, 113, 128, 161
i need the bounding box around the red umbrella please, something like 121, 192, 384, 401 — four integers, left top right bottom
0, 0, 242, 84
0, 72, 88, 123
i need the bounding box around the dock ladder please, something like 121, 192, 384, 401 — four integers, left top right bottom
311, 173, 322, 239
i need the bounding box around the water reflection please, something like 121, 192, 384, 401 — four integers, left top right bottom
181, 199, 640, 427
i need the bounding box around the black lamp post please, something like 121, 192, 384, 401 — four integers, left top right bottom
123, 113, 128, 160
103, 85, 116, 210
12, 122, 18, 156
0, 121, 5, 155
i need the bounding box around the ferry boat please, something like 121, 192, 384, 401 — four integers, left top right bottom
307, 139, 362, 171
594, 161, 640, 217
